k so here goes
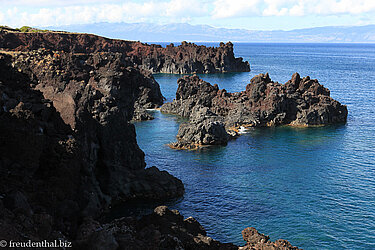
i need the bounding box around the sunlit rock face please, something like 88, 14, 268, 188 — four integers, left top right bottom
162, 73, 348, 149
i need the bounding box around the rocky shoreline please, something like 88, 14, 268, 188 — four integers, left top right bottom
0, 29, 250, 74
76, 205, 300, 249
0, 50, 184, 242
162, 74, 348, 150
0, 28, 302, 249
0, 28, 250, 121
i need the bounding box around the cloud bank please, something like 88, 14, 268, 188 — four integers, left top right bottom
1, 0, 375, 27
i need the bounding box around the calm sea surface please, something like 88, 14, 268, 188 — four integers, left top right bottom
133, 43, 375, 249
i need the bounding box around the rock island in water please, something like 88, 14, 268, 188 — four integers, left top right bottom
0, 26, 338, 249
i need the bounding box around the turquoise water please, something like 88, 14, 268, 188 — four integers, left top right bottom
134, 43, 375, 249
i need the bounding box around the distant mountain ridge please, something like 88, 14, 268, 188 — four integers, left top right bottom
48, 22, 375, 43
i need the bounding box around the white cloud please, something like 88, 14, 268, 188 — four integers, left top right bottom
164, 0, 208, 17
289, 3, 305, 16
310, 0, 375, 15
0, 0, 209, 27
263, 6, 288, 16
212, 0, 375, 18
1, 0, 121, 7
1, 0, 375, 27
262, 0, 297, 16
212, 0, 261, 18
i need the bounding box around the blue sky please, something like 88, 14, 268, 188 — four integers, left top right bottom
1, 0, 375, 30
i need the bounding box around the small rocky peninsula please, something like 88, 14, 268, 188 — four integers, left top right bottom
0, 27, 249, 121
0, 28, 300, 249
161, 74, 348, 149
0, 27, 250, 74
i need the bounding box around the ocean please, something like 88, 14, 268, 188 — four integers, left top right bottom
132, 43, 375, 249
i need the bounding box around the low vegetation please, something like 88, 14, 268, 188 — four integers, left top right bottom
0, 25, 50, 33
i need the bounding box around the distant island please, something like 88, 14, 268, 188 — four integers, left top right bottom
48, 22, 375, 43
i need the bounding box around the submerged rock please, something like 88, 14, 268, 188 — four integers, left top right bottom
162, 73, 348, 149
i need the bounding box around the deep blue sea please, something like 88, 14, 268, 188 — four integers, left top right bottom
133, 43, 375, 249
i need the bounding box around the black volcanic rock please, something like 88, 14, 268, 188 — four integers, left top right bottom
240, 227, 300, 250
0, 30, 250, 74
0, 29, 301, 249
136, 41, 250, 74
162, 74, 348, 149
0, 29, 249, 119
161, 75, 220, 117
170, 107, 231, 150
75, 206, 238, 250
75, 206, 300, 250
9, 49, 163, 122
9, 49, 184, 201
131, 68, 164, 121
0, 51, 183, 242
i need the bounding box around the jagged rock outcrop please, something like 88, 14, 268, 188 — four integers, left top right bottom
5, 49, 163, 122
0, 29, 250, 74
240, 227, 300, 250
162, 74, 347, 149
0, 29, 249, 120
75, 206, 300, 250
0, 28, 299, 249
132, 69, 164, 121
0, 51, 183, 242
134, 41, 250, 74
170, 107, 231, 150
161, 75, 220, 118
76, 206, 238, 250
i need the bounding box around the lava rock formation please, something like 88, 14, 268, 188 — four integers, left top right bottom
162, 74, 347, 149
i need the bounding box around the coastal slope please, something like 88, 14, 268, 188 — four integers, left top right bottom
0, 28, 250, 74
0, 28, 299, 249
0, 48, 298, 250
0, 27, 250, 119
0, 50, 184, 242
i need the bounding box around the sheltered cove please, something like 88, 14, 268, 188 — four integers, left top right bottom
0, 27, 347, 249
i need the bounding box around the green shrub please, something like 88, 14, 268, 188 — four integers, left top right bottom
19, 26, 32, 32
18, 26, 50, 33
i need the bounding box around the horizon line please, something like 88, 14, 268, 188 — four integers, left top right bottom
41, 21, 375, 32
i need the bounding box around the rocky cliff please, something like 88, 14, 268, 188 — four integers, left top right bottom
0, 49, 299, 249
0, 50, 184, 242
133, 41, 250, 74
0, 29, 301, 249
162, 74, 348, 149
75, 205, 300, 250
0, 29, 250, 120
0, 29, 250, 74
